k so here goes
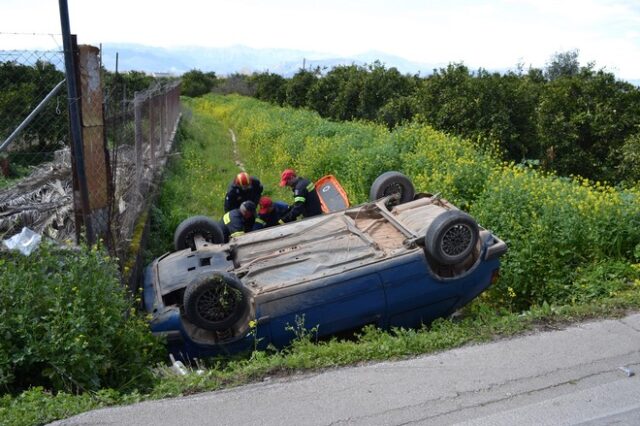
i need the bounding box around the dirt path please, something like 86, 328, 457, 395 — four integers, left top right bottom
228, 129, 245, 172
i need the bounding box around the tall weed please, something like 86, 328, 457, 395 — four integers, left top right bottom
190, 94, 640, 311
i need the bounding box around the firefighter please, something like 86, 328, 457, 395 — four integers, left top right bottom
278, 169, 322, 223
224, 172, 264, 212
253, 196, 290, 230
221, 200, 256, 242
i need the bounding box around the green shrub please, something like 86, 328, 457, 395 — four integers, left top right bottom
472, 167, 640, 309
0, 242, 162, 394
187, 94, 640, 313
400, 122, 497, 210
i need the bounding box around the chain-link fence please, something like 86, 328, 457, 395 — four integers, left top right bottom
0, 43, 73, 240
0, 35, 181, 271
106, 80, 182, 260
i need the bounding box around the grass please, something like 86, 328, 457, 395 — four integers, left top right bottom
145, 106, 240, 257
3, 294, 639, 426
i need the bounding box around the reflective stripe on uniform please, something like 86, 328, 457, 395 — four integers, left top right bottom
223, 212, 231, 224
306, 182, 315, 191
255, 218, 266, 225
230, 231, 244, 237
294, 196, 306, 203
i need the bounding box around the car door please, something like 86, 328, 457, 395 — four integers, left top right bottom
378, 253, 461, 329
260, 270, 386, 348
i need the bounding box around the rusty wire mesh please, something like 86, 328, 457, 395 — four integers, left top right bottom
0, 34, 181, 268
106, 81, 182, 259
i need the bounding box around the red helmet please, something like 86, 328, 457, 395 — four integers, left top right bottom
258, 196, 273, 215
279, 169, 296, 187
234, 172, 251, 189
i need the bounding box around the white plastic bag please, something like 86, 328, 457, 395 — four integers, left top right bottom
2, 227, 42, 256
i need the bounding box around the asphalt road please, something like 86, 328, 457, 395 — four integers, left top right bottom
51, 313, 640, 426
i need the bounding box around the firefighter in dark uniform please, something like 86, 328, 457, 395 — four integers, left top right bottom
278, 169, 322, 223
224, 172, 264, 212
221, 200, 256, 242
253, 196, 290, 230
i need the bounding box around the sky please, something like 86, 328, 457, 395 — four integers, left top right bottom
2, 0, 640, 80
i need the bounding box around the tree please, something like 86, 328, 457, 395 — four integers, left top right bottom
181, 69, 217, 97
103, 69, 156, 102
285, 68, 318, 108
472, 69, 541, 160
247, 55, 640, 184
415, 63, 478, 135
545, 50, 580, 81
0, 60, 67, 152
306, 69, 341, 117
618, 131, 640, 183
214, 73, 254, 96
329, 65, 364, 121
377, 95, 419, 129
536, 67, 640, 180
358, 62, 415, 121
249, 72, 286, 105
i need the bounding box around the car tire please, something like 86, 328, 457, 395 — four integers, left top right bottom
369, 171, 415, 205
425, 210, 479, 265
173, 216, 224, 251
183, 273, 248, 331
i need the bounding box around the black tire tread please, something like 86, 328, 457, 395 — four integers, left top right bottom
173, 215, 224, 251
183, 273, 248, 331
369, 171, 415, 204
425, 210, 479, 266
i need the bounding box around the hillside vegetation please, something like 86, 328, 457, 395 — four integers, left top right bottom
184, 94, 640, 312
212, 51, 640, 185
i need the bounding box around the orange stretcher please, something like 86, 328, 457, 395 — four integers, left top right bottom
314, 175, 350, 213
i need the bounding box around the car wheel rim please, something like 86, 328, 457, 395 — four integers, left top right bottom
196, 283, 239, 322
441, 224, 473, 257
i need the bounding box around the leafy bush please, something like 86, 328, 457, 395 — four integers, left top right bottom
399, 123, 497, 210
181, 69, 217, 98
0, 242, 162, 394
472, 168, 640, 310
187, 94, 640, 312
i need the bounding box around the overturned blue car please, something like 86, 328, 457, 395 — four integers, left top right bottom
144, 172, 507, 359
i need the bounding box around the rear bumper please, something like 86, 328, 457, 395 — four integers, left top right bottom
143, 263, 159, 314
143, 261, 256, 360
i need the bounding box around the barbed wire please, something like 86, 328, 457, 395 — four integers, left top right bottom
0, 32, 63, 51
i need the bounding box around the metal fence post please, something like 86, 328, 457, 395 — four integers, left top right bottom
59, 0, 94, 245
149, 94, 156, 170
77, 45, 110, 243
158, 93, 168, 153
134, 92, 143, 196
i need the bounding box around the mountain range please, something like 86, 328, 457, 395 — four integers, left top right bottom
99, 43, 445, 77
